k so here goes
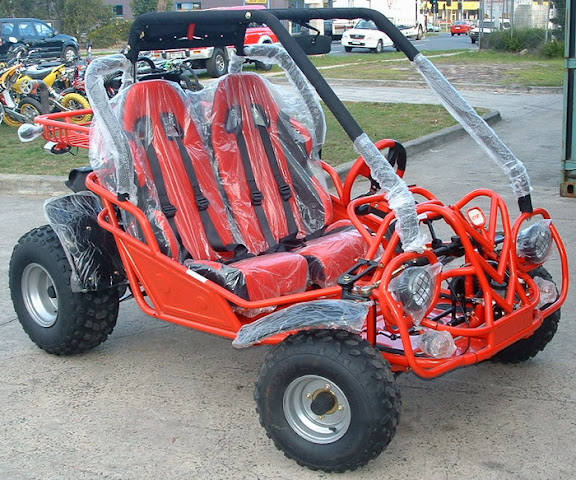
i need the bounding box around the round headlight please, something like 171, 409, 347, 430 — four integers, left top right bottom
517, 219, 552, 264
390, 263, 441, 325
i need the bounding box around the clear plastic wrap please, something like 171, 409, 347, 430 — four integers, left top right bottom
294, 220, 368, 288
533, 276, 558, 308
198, 70, 333, 254
86, 54, 136, 203
419, 329, 457, 359
516, 219, 553, 264
87, 51, 334, 262
229, 44, 326, 160
414, 53, 532, 198
18, 123, 44, 143
232, 299, 370, 348
354, 133, 426, 252
389, 262, 442, 325
185, 252, 309, 301
44, 192, 126, 292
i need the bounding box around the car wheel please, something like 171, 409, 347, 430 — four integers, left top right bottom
372, 40, 384, 54
62, 46, 78, 63
255, 329, 401, 472
451, 33, 454, 36
9, 225, 120, 355
471, 37, 476, 44
206, 47, 228, 78
344, 46, 352, 52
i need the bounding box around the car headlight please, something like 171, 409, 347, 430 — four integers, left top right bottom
517, 219, 552, 264
389, 262, 441, 325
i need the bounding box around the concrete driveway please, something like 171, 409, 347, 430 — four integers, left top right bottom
1, 87, 574, 480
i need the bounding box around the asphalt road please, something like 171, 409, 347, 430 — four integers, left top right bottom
1, 86, 575, 479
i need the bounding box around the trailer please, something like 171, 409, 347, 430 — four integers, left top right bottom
332, 0, 426, 39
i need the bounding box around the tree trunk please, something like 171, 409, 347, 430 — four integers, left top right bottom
157, 0, 169, 11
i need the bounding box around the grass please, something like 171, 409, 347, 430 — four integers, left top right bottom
322, 102, 465, 165
0, 101, 473, 174
299, 50, 564, 87
0, 124, 89, 176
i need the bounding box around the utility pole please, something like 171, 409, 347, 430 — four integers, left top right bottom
562, 0, 576, 197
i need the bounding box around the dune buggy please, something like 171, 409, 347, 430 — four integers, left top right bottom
10, 8, 569, 473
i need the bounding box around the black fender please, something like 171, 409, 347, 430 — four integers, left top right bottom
44, 192, 127, 292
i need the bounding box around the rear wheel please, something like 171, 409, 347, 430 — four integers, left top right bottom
2, 97, 45, 127
206, 48, 228, 77
491, 267, 560, 364
9, 225, 119, 355
255, 329, 401, 472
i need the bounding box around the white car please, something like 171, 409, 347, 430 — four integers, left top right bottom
341, 19, 394, 53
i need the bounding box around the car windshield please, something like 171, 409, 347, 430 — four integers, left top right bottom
355, 20, 377, 30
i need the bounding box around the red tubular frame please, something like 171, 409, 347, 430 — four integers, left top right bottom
33, 109, 92, 150
39, 112, 569, 380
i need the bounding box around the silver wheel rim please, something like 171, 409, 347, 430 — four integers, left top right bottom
283, 374, 351, 444
21, 263, 58, 327
64, 48, 75, 62
216, 54, 226, 73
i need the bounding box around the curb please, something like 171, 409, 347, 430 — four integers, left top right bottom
321, 78, 563, 95
0, 109, 501, 197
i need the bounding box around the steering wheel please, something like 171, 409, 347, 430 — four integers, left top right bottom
341, 139, 407, 205
136, 56, 159, 74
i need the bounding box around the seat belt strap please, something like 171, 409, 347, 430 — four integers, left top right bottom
252, 104, 299, 239
226, 106, 277, 248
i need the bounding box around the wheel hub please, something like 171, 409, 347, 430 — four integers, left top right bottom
21, 263, 58, 328
283, 375, 351, 444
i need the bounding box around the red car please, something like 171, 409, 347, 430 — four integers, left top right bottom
451, 20, 474, 36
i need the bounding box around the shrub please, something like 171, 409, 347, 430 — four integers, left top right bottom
539, 40, 565, 58
88, 21, 132, 49
489, 28, 548, 53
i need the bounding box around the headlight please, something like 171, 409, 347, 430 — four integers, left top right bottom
517, 219, 552, 264
389, 262, 441, 325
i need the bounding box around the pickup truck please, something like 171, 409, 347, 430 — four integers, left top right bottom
149, 25, 278, 77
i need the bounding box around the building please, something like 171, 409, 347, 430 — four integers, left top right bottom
103, 0, 553, 29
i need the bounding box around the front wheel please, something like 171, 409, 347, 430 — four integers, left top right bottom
62, 46, 78, 63
255, 329, 401, 472
491, 266, 560, 364
9, 225, 119, 355
206, 48, 228, 78
372, 40, 384, 54
344, 46, 352, 52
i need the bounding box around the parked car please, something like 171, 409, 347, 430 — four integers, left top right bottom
427, 22, 441, 33
450, 20, 474, 36
470, 18, 511, 44
341, 19, 394, 53
0, 18, 79, 62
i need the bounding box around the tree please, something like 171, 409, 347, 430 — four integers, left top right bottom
131, 0, 173, 16
131, 0, 157, 16
60, 0, 112, 39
